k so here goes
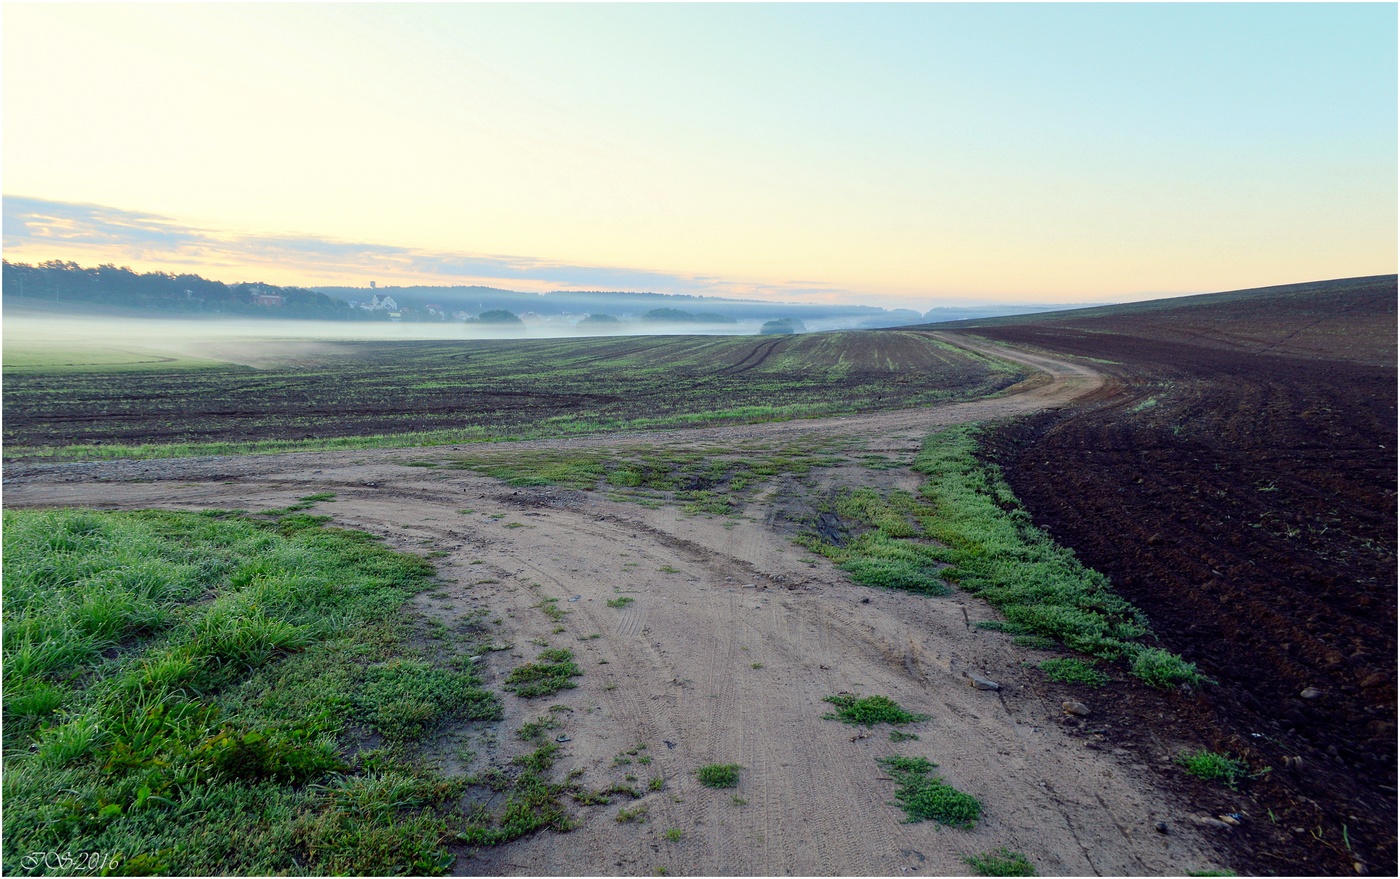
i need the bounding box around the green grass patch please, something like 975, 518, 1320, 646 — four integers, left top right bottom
877, 756, 981, 827
1037, 658, 1110, 688
503, 649, 583, 698
822, 693, 929, 726
1175, 750, 1249, 789
964, 848, 1038, 876
606, 596, 635, 608
2, 343, 233, 374
1, 507, 505, 875
696, 763, 742, 788
797, 488, 950, 596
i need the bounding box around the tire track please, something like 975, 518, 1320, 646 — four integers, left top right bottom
718, 336, 786, 375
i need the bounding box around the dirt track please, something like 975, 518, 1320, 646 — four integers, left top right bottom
3, 336, 1234, 876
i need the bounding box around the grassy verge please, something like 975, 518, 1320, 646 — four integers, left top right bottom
1, 507, 578, 875
800, 424, 1205, 689
913, 425, 1204, 687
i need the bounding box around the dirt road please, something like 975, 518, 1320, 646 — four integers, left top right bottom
3, 335, 1229, 876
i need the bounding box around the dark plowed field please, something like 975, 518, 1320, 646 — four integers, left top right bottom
965, 278, 1397, 876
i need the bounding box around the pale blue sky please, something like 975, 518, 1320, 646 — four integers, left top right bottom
4, 3, 1395, 306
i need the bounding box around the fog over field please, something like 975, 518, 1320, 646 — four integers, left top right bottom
2, 314, 793, 369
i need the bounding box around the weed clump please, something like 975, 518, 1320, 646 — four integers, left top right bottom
1038, 658, 1109, 688
964, 848, 1037, 876
1175, 750, 1249, 789
606, 596, 635, 608
503, 649, 582, 698
822, 693, 929, 726
877, 755, 981, 827
1131, 647, 1208, 689
696, 763, 742, 788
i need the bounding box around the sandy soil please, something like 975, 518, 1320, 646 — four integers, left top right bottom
3, 335, 1231, 876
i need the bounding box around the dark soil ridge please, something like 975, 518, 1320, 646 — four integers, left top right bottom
930, 274, 1397, 368
970, 289, 1397, 876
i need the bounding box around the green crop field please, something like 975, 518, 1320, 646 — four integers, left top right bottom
3, 343, 231, 374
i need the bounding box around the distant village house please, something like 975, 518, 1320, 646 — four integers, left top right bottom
249, 291, 284, 307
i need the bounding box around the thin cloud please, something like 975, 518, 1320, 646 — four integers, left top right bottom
2, 195, 860, 303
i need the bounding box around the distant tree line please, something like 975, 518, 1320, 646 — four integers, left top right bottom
641, 307, 737, 324
313, 284, 898, 323
2, 260, 370, 320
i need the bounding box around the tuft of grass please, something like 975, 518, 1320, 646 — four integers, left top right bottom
696, 763, 742, 788
877, 756, 981, 827
1131, 647, 1208, 689
1175, 750, 1249, 789
964, 848, 1037, 876
503, 649, 583, 699
822, 694, 929, 726
535, 598, 568, 622
606, 596, 635, 608
889, 730, 920, 743
517, 715, 561, 741
1038, 658, 1109, 688
662, 827, 683, 842
616, 805, 648, 824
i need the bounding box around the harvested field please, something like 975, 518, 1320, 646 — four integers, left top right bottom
2, 331, 1021, 457
960, 276, 1398, 876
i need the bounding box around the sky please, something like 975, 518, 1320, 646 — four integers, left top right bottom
3, 2, 1396, 309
